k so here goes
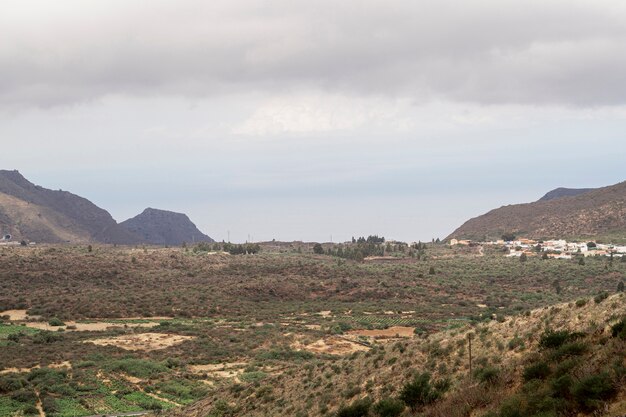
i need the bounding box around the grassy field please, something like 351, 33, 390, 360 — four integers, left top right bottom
0, 242, 623, 416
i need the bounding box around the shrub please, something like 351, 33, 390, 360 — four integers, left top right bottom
399, 372, 448, 411
611, 317, 626, 339
523, 362, 551, 381
539, 330, 583, 350
571, 372, 616, 411
372, 398, 405, 417
207, 399, 237, 417
594, 292, 609, 304
336, 398, 372, 417
474, 366, 500, 384
551, 342, 587, 360
575, 299, 587, 307
313, 244, 324, 255
48, 317, 65, 326
106, 358, 168, 379
32, 331, 62, 344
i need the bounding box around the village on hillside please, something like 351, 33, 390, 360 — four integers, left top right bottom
450, 238, 626, 259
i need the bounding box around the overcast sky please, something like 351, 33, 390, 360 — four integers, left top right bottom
1, 0, 625, 242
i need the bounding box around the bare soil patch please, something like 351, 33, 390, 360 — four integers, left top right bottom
21, 321, 161, 332
86, 333, 195, 351
294, 336, 370, 355
0, 309, 40, 321
347, 326, 415, 339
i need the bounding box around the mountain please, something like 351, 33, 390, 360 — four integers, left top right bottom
0, 170, 142, 244
120, 208, 214, 246
537, 187, 595, 202
447, 180, 626, 241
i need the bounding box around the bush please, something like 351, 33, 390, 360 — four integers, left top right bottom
539, 330, 583, 350
336, 398, 372, 417
399, 372, 448, 411
611, 317, 626, 340
32, 330, 62, 344
594, 292, 609, 304
575, 299, 587, 307
372, 398, 405, 417
571, 372, 616, 411
48, 317, 65, 326
474, 366, 500, 384
313, 243, 324, 255
523, 362, 551, 381
551, 342, 587, 360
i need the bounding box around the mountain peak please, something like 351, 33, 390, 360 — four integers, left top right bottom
537, 187, 595, 202
120, 208, 213, 246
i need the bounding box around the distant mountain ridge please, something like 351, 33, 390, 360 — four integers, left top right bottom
120, 208, 214, 246
447, 180, 626, 241
0, 170, 142, 244
537, 187, 595, 202
0, 170, 213, 245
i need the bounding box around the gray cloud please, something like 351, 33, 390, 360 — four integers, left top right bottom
2, 0, 626, 108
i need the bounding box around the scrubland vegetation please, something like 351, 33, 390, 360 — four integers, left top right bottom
0, 241, 624, 416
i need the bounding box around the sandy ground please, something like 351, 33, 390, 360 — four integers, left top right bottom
1, 309, 168, 332
0, 361, 71, 375
294, 336, 370, 355
86, 333, 195, 351
347, 326, 415, 338
0, 309, 40, 320
21, 321, 161, 331
189, 362, 248, 384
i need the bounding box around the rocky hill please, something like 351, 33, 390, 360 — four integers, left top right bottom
538, 187, 595, 202
447, 180, 626, 241
120, 207, 214, 246
0, 170, 142, 244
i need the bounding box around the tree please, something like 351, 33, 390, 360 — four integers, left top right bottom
519, 253, 528, 263
313, 243, 324, 255
618, 281, 625, 293
587, 241, 597, 248
578, 257, 585, 266
501, 233, 516, 241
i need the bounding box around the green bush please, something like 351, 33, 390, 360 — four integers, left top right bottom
474, 366, 500, 384
593, 291, 609, 304
611, 317, 626, 339
106, 358, 168, 379
336, 398, 372, 417
48, 317, 65, 326
372, 398, 405, 417
571, 372, 616, 411
539, 330, 583, 350
523, 362, 551, 381
550, 342, 587, 360
399, 372, 448, 411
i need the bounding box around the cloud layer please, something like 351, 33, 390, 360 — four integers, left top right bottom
2, 0, 626, 108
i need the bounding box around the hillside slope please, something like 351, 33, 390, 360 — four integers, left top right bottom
162, 293, 626, 417
120, 207, 214, 246
0, 170, 142, 244
447, 181, 626, 241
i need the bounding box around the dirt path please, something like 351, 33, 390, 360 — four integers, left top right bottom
35, 391, 45, 417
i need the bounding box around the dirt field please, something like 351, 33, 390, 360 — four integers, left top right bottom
346, 326, 415, 338
86, 333, 195, 351
294, 336, 370, 355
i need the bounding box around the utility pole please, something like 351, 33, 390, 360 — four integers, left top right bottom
468, 333, 474, 381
